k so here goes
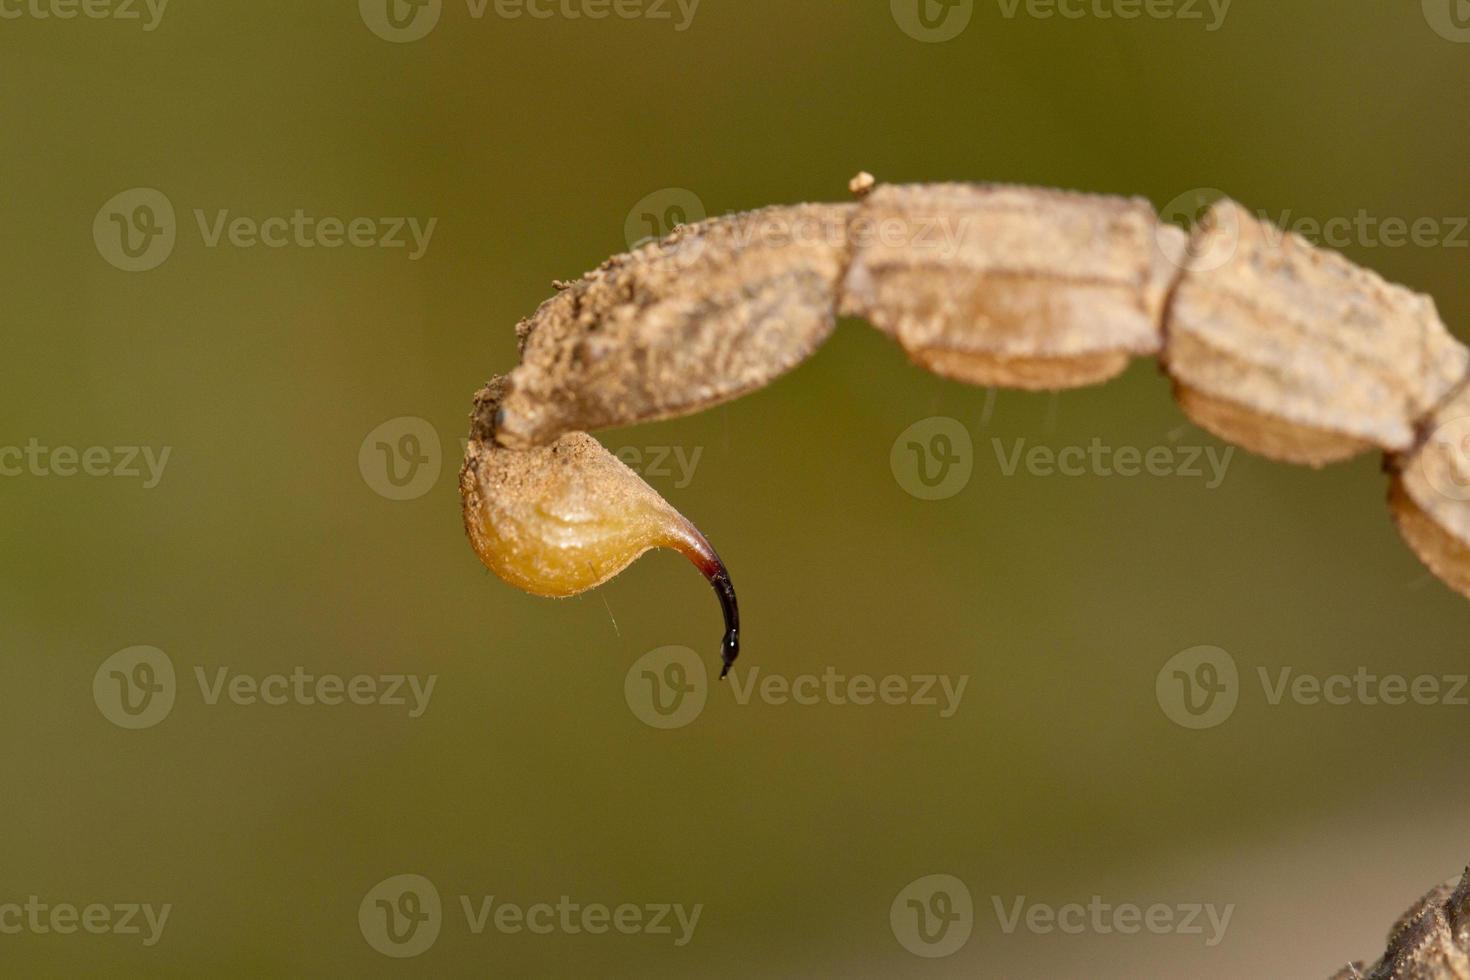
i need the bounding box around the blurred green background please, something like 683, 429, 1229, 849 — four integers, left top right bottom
4, 1, 1470, 975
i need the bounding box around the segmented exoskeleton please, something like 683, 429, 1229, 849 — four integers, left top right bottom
461, 174, 1470, 674
1335, 868, 1470, 979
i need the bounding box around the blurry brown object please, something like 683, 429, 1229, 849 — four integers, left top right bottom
1333, 868, 1470, 979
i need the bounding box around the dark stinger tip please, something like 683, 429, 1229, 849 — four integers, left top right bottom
719, 628, 739, 680
706, 563, 740, 681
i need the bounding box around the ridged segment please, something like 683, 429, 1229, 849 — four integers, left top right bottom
1164, 200, 1469, 466
839, 182, 1185, 390
496, 204, 854, 448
